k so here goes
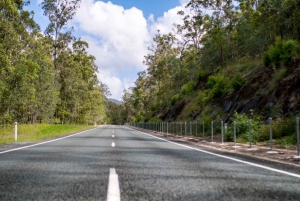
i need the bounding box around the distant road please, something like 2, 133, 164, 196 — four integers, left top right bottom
1, 126, 300, 200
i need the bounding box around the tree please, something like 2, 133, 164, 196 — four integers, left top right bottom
41, 0, 81, 69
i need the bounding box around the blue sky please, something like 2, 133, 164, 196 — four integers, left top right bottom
25, 0, 189, 100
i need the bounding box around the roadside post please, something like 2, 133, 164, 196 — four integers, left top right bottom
202, 121, 205, 142
233, 121, 239, 148
190, 121, 192, 139
294, 117, 300, 159
181, 122, 182, 137
167, 122, 169, 136
15, 122, 18, 142
196, 121, 198, 139
249, 120, 252, 148
185, 122, 187, 138
221, 121, 224, 145
211, 121, 214, 143
267, 117, 278, 153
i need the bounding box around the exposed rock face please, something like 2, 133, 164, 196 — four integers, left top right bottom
222, 58, 300, 121
162, 100, 186, 121
159, 58, 300, 122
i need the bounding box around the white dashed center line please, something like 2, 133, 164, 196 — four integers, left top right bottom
107, 168, 121, 201
111, 141, 115, 147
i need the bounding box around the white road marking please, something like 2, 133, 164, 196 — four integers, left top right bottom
113, 125, 114, 134
112, 135, 114, 138
0, 128, 98, 155
131, 128, 300, 179
111, 142, 115, 147
107, 168, 121, 201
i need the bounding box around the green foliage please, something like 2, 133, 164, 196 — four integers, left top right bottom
268, 68, 286, 92
150, 103, 161, 112
170, 94, 179, 106
206, 75, 230, 98
180, 82, 195, 96
227, 112, 261, 143
281, 40, 300, 64
0, 124, 92, 146
0, 1, 107, 125
258, 117, 296, 142
230, 73, 247, 91
264, 38, 300, 67
197, 91, 210, 107
197, 71, 208, 81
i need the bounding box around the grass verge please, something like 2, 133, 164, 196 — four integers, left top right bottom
0, 124, 94, 146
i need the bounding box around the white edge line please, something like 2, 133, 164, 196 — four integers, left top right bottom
0, 128, 98, 155
129, 127, 300, 179
107, 168, 121, 201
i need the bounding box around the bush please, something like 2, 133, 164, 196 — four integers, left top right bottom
228, 112, 261, 143
206, 75, 230, 98
180, 81, 195, 95
170, 94, 179, 106
197, 91, 209, 107
258, 117, 296, 141
263, 38, 300, 67
197, 71, 208, 81
150, 103, 161, 111
281, 40, 300, 64
230, 73, 247, 91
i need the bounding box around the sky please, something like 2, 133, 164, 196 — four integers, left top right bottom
26, 0, 190, 100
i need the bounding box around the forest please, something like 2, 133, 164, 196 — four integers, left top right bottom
0, 0, 108, 125
108, 0, 300, 126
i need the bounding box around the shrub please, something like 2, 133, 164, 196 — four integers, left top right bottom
197, 91, 209, 107
170, 94, 179, 106
150, 103, 161, 111
258, 117, 296, 141
281, 40, 300, 64
228, 112, 261, 143
263, 38, 300, 67
180, 81, 195, 95
230, 73, 247, 91
197, 71, 208, 81
206, 75, 230, 98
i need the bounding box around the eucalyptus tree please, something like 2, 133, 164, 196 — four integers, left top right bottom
41, 0, 81, 69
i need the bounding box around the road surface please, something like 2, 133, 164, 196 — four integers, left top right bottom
0, 125, 300, 200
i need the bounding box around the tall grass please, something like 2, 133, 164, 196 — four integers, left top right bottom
0, 124, 93, 146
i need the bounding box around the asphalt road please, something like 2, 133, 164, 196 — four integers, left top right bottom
0, 125, 300, 201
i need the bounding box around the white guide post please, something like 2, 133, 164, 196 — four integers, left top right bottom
14, 122, 18, 142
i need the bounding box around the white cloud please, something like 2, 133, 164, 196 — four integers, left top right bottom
149, 6, 185, 36
74, 0, 150, 71
73, 0, 186, 100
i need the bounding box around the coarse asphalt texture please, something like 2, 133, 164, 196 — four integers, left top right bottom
0, 125, 300, 201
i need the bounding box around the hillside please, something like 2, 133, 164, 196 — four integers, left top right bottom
108, 98, 123, 105
160, 58, 300, 123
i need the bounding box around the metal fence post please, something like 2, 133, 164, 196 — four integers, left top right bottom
202, 121, 205, 142
233, 121, 237, 147
185, 122, 187, 137
196, 121, 198, 138
270, 117, 273, 151
181, 122, 182, 136
221, 121, 224, 145
296, 117, 300, 158
248, 120, 252, 149
190, 121, 192, 138
211, 121, 214, 143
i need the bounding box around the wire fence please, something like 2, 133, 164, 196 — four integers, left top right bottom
126, 117, 300, 157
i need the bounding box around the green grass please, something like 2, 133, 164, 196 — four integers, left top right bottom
0, 124, 94, 146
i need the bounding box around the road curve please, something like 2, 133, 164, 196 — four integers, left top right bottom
0, 125, 300, 200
